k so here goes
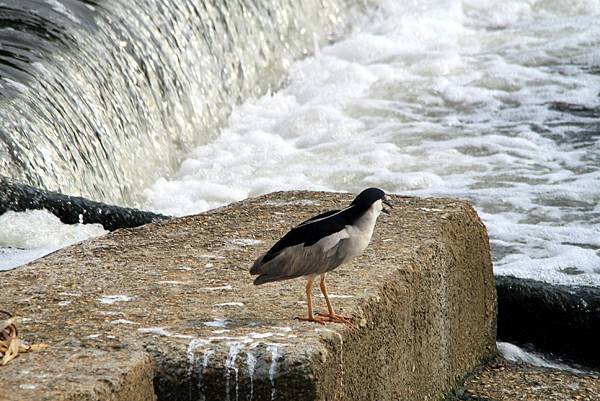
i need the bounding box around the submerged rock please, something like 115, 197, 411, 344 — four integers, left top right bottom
0, 175, 169, 231
496, 275, 600, 369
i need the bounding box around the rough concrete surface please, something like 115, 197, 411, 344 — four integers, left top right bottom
448, 357, 600, 401
0, 191, 496, 400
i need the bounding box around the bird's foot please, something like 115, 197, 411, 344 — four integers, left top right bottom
316, 312, 353, 325
294, 315, 327, 325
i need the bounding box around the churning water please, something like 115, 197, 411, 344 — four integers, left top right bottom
144, 0, 600, 286
1, 0, 600, 286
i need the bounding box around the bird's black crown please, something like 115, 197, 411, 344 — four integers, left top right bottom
350, 187, 386, 208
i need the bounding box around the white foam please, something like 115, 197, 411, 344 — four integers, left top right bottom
0, 210, 107, 271
2, 1, 599, 289
141, 0, 600, 287
497, 342, 584, 373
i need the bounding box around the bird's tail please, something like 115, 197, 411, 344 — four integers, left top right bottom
253, 273, 287, 285
249, 254, 265, 275
250, 253, 289, 285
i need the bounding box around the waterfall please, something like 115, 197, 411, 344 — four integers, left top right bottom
0, 0, 372, 205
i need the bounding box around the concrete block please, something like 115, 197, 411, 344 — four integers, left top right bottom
0, 192, 496, 400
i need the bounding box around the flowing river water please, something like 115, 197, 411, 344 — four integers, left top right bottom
1, 0, 599, 289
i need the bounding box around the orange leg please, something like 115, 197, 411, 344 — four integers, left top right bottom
295, 275, 326, 324
316, 274, 353, 324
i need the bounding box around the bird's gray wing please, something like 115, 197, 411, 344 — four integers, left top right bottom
251, 227, 350, 284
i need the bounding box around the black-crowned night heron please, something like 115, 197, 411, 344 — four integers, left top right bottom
250, 188, 392, 324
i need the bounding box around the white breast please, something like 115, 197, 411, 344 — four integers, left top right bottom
338, 200, 382, 262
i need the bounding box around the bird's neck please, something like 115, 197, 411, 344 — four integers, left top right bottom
352, 201, 381, 232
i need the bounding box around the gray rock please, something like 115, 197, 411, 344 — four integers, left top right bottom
496, 275, 600, 369
0, 175, 169, 231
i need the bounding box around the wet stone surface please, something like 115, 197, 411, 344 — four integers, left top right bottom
0, 191, 496, 400
448, 358, 600, 401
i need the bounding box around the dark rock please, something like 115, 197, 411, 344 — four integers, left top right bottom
0, 175, 169, 231
496, 275, 600, 369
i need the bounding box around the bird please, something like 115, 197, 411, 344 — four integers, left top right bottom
250, 188, 393, 324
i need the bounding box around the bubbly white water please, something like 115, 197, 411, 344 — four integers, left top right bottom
142, 0, 600, 286
0, 210, 107, 270
497, 342, 585, 373
2, 0, 600, 287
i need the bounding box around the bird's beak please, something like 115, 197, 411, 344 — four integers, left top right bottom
382, 197, 393, 215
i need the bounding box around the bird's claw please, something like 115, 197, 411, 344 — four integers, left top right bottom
316, 312, 354, 325
294, 315, 327, 325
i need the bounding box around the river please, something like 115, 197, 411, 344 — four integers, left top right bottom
1, 0, 599, 288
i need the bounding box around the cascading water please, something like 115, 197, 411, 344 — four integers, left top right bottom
1, 0, 599, 287
0, 0, 372, 205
